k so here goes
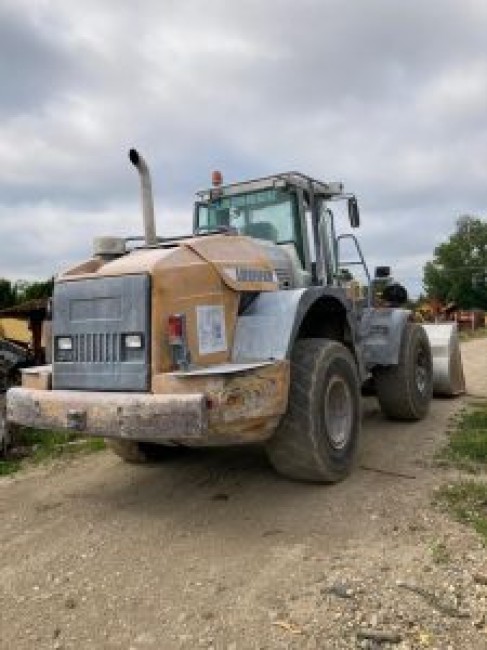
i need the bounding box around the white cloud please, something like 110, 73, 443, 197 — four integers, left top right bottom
0, 0, 486, 297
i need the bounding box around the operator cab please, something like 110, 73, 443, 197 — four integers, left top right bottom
194, 171, 366, 291
195, 186, 304, 261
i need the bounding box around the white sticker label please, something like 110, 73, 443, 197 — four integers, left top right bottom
196, 305, 227, 355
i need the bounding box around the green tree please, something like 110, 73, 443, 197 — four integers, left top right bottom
423, 216, 487, 309
14, 278, 54, 303
0, 279, 16, 310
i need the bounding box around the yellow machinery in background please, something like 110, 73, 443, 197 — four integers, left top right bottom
0, 299, 48, 390
0, 299, 49, 454
0, 317, 30, 345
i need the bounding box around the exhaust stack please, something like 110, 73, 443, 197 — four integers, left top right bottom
129, 148, 157, 246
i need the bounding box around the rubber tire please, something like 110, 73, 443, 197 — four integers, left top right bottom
0, 361, 9, 392
374, 323, 433, 421
106, 439, 167, 464
0, 403, 7, 458
266, 339, 361, 483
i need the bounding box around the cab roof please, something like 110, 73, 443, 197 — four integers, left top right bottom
196, 171, 345, 202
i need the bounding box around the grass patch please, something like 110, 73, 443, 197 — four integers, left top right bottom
0, 457, 21, 476
435, 481, 487, 544
435, 406, 487, 543
19, 429, 106, 462
0, 429, 105, 477
429, 539, 451, 564
439, 407, 487, 470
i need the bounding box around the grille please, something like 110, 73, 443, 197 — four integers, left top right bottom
53, 274, 150, 392
72, 332, 122, 363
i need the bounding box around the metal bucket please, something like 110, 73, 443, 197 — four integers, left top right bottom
422, 323, 465, 397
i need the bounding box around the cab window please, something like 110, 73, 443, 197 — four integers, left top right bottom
196, 189, 304, 263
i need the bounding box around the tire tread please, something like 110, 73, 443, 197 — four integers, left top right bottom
266, 338, 360, 483
374, 323, 432, 421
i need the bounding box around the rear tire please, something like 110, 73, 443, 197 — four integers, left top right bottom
0, 391, 12, 458
374, 323, 432, 420
266, 339, 361, 483
106, 439, 167, 463
0, 405, 7, 458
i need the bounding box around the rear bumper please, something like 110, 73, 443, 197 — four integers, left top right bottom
7, 360, 290, 445
7, 388, 207, 442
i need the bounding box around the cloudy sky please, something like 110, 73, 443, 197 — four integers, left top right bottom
1, 0, 486, 295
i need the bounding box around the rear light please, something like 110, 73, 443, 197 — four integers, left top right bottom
56, 336, 73, 351
123, 333, 143, 349
167, 314, 190, 370
168, 314, 184, 345
55, 336, 73, 362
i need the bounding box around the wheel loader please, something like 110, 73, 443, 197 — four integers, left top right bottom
6, 150, 464, 481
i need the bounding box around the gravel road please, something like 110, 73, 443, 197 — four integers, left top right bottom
1, 339, 487, 649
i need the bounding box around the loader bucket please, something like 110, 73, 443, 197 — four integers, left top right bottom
422, 323, 465, 397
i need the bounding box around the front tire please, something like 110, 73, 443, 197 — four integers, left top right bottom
266, 339, 361, 483
374, 323, 433, 420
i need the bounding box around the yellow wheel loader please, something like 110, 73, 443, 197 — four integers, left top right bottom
0, 300, 49, 455
6, 151, 464, 481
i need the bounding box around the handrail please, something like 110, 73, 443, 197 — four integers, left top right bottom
336, 234, 372, 307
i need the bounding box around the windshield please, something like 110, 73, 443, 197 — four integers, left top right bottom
196, 189, 300, 246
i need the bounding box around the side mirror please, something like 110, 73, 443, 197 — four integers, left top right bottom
374, 266, 391, 279
347, 197, 360, 228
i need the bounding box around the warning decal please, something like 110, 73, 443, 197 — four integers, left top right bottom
196, 305, 227, 355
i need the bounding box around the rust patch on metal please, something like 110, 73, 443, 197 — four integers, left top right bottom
153, 361, 289, 442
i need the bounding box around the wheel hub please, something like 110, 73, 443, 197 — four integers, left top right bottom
324, 375, 353, 450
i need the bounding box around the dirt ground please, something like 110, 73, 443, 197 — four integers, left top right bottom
1, 339, 487, 650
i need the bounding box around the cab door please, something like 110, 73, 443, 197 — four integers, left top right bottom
317, 200, 338, 285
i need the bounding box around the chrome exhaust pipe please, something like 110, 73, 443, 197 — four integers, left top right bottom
129, 148, 157, 246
